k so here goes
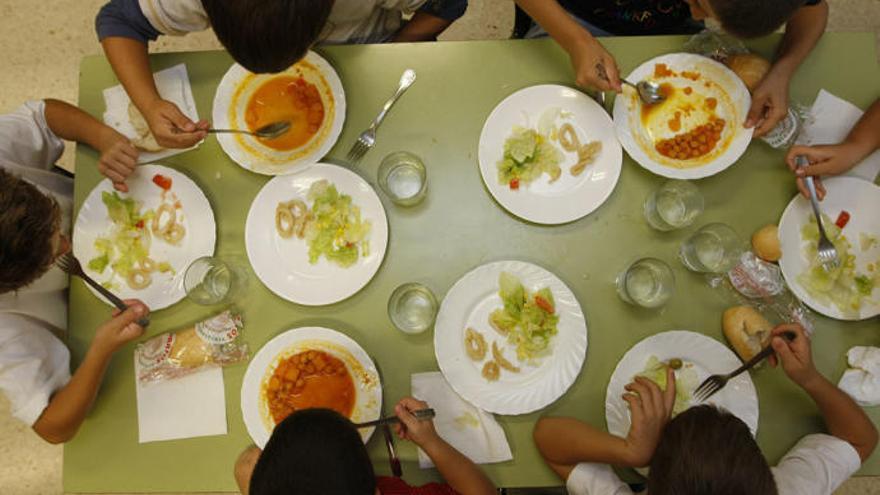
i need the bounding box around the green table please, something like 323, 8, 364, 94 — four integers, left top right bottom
66, 34, 880, 492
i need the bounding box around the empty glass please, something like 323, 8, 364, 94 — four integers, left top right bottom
388, 283, 437, 334
679, 223, 744, 273
643, 180, 704, 231
378, 151, 427, 206
616, 258, 676, 308
184, 256, 247, 305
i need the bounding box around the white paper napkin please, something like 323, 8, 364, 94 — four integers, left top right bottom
838, 346, 880, 407
103, 63, 201, 164
411, 372, 513, 468
134, 356, 228, 443
797, 90, 880, 183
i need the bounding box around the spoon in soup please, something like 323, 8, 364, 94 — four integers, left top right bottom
207, 120, 292, 139
595, 63, 667, 105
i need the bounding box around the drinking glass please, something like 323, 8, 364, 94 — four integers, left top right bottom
378, 151, 427, 206
643, 180, 704, 231
616, 258, 676, 308
388, 283, 437, 334
184, 256, 247, 305
679, 223, 744, 273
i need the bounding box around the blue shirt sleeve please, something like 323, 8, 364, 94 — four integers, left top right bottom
95, 0, 162, 42
418, 0, 468, 21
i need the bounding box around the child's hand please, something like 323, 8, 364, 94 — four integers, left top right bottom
92, 299, 150, 355
143, 99, 209, 149
786, 143, 868, 200
622, 370, 675, 467
98, 137, 139, 193
768, 323, 821, 389
393, 397, 440, 448
745, 68, 791, 138
568, 38, 622, 93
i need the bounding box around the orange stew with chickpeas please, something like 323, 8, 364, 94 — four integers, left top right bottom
265, 350, 355, 424
245, 76, 325, 152
655, 117, 726, 160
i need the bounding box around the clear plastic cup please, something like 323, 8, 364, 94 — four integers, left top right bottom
644, 180, 704, 231
616, 258, 676, 308
388, 283, 437, 334
378, 152, 427, 206
679, 223, 744, 273
184, 256, 247, 305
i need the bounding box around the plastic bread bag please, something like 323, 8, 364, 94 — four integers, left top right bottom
683, 29, 770, 93
135, 310, 248, 384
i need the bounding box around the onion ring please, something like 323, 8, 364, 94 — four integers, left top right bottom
127, 269, 151, 290
137, 257, 157, 272
152, 203, 176, 235
481, 360, 500, 382
162, 222, 186, 245
275, 204, 296, 238
464, 327, 487, 361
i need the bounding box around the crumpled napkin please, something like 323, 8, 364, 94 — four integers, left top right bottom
411, 372, 513, 468
103, 63, 201, 164
797, 89, 880, 183
838, 346, 880, 407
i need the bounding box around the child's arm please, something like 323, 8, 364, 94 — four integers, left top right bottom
514, 0, 621, 92
393, 11, 453, 42
233, 446, 261, 495
746, 1, 829, 137
785, 99, 880, 199
393, 398, 495, 495
43, 99, 139, 192
32, 301, 148, 443
534, 370, 676, 479
769, 323, 878, 461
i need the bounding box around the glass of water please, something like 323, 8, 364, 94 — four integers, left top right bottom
616, 258, 676, 308
679, 223, 744, 273
643, 180, 704, 231
378, 151, 427, 206
184, 256, 247, 305
388, 283, 438, 334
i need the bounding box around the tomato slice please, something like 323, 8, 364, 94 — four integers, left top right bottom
135, 220, 145, 229
152, 174, 173, 191
534, 295, 554, 314
835, 210, 851, 229
510, 178, 520, 190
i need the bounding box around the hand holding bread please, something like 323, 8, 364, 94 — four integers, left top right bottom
722, 306, 773, 362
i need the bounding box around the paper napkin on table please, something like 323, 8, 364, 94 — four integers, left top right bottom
134, 356, 227, 443
103, 63, 201, 164
797, 89, 880, 183
411, 372, 512, 468
838, 346, 880, 407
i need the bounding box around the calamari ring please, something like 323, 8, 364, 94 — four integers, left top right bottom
558, 123, 580, 152
127, 269, 151, 290
572, 141, 602, 176
464, 327, 487, 361
137, 257, 157, 272
275, 204, 296, 238
492, 342, 520, 373
162, 222, 186, 245
481, 360, 500, 382
152, 203, 177, 235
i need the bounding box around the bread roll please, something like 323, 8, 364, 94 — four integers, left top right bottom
128, 102, 163, 152
722, 306, 772, 361
726, 53, 771, 92
752, 224, 781, 262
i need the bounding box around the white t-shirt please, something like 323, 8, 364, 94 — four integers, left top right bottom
138, 0, 428, 44
566, 434, 862, 495
0, 100, 73, 426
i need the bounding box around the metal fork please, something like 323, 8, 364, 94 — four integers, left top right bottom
346, 69, 417, 165
353, 408, 435, 429
57, 253, 150, 328
694, 331, 795, 402
796, 155, 840, 272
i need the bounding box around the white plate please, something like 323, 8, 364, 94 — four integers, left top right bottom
434, 260, 588, 415
213, 51, 346, 175
240, 326, 382, 448
478, 85, 623, 225
606, 330, 759, 443
778, 176, 880, 320
613, 53, 753, 179
72, 164, 216, 310
245, 163, 388, 306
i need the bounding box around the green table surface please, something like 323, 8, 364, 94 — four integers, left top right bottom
66, 34, 880, 492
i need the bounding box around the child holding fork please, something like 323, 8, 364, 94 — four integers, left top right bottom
0, 99, 148, 443
533, 323, 877, 495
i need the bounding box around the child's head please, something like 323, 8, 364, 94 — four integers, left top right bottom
200, 0, 334, 74
647, 405, 777, 495
249, 408, 376, 495
688, 0, 808, 38
0, 169, 63, 294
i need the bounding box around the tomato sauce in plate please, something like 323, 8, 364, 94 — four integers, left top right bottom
245, 76, 325, 152
264, 350, 355, 424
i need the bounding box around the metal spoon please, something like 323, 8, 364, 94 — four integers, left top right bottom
208, 120, 292, 139
595, 63, 666, 105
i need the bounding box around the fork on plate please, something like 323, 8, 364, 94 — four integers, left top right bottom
693, 331, 795, 402
57, 253, 151, 328
796, 155, 840, 272
346, 69, 417, 165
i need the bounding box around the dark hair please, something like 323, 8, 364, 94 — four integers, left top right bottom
710, 0, 807, 38
0, 168, 60, 294
647, 405, 777, 495
201, 0, 335, 73
250, 408, 375, 495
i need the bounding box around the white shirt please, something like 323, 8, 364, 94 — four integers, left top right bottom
138, 0, 427, 44
0, 100, 73, 426
566, 434, 862, 495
